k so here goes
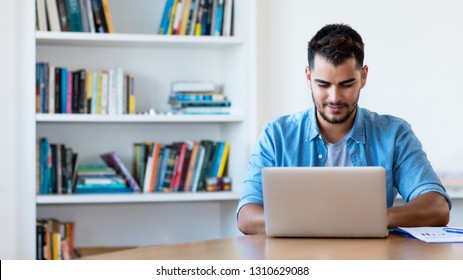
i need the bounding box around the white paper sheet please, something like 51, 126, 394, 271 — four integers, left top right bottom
391, 227, 463, 243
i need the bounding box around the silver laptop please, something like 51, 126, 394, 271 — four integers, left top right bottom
262, 167, 388, 238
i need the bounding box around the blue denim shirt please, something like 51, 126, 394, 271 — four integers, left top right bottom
238, 107, 450, 213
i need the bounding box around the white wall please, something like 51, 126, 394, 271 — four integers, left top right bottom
256, 0, 463, 174
0, 0, 35, 259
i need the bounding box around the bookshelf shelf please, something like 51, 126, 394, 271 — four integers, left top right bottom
36, 31, 243, 49
36, 192, 241, 204
36, 113, 246, 123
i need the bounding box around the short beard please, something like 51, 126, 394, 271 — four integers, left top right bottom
317, 104, 357, 124
311, 91, 358, 125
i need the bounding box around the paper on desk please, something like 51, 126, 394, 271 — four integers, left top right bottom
391, 227, 463, 243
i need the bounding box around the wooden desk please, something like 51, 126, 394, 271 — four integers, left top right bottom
83, 233, 463, 260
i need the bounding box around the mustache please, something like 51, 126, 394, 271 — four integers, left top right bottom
323, 102, 348, 107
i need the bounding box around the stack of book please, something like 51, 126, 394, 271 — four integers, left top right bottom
75, 164, 130, 194
38, 138, 78, 195
133, 140, 231, 193
168, 81, 231, 114
35, 63, 136, 115
36, 0, 114, 33
36, 218, 75, 260
159, 0, 234, 36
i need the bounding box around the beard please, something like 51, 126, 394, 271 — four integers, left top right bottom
311, 91, 358, 125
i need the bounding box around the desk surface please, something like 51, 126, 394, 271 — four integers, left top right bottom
84, 233, 463, 260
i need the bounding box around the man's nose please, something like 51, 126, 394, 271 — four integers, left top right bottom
328, 86, 342, 103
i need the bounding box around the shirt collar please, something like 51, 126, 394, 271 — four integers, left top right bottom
306, 106, 366, 144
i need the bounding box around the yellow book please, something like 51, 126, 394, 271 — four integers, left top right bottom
101, 0, 114, 33
52, 232, 61, 260
179, 0, 192, 35
86, 71, 93, 113
96, 71, 103, 114
217, 142, 230, 177
168, 0, 179, 35
127, 74, 136, 114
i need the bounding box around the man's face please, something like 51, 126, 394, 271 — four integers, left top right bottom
305, 55, 368, 125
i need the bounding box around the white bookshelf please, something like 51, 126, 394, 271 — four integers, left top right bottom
35, 0, 256, 251
36, 113, 245, 123
36, 31, 243, 48
36, 192, 241, 204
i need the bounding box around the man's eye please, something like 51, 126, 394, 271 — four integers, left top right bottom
341, 83, 354, 88
318, 84, 329, 88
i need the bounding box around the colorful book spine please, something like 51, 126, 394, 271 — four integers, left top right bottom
216, 141, 230, 177
100, 151, 140, 192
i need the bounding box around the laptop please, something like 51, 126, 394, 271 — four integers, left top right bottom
262, 166, 388, 238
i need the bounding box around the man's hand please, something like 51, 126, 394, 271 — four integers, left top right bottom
387, 192, 450, 228
237, 204, 266, 235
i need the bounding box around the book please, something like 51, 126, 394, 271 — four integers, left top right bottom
142, 143, 154, 193
176, 107, 231, 114
56, 0, 70, 31
210, 141, 224, 177
222, 0, 233, 36
169, 142, 186, 192
46, 0, 61, 32
162, 144, 178, 192
191, 144, 205, 192
36, 0, 48, 31
189, 0, 200, 35
167, 0, 179, 35
171, 100, 231, 108
183, 141, 199, 191
132, 143, 147, 186
84, 0, 96, 32
66, 0, 84, 32
172, 80, 215, 93
172, 0, 185, 35
126, 74, 136, 114
79, 0, 90, 32
214, 0, 224, 36
179, 0, 192, 35
91, 0, 105, 33
75, 182, 130, 193
171, 142, 188, 191
148, 142, 161, 192
159, 0, 174, 35
178, 141, 193, 191
48, 65, 55, 113
60, 67, 68, 113
100, 151, 140, 192
216, 141, 230, 177
196, 140, 214, 191
100, 0, 114, 33
157, 147, 170, 192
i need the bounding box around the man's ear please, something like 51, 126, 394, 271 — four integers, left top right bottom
360, 65, 368, 88
305, 66, 312, 88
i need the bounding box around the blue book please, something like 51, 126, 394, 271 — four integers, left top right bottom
157, 147, 170, 192
75, 182, 132, 194
39, 138, 50, 194
159, 0, 174, 34
210, 142, 224, 177
60, 67, 67, 113
66, 0, 84, 32
214, 0, 223, 36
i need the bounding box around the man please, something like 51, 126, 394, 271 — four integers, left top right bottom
237, 23, 451, 235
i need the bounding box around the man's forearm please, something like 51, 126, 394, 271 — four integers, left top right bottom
387, 192, 450, 228
237, 204, 266, 235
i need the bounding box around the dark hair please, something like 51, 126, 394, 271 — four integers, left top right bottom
307, 24, 364, 70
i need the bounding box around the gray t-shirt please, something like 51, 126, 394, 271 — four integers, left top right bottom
323, 132, 353, 167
